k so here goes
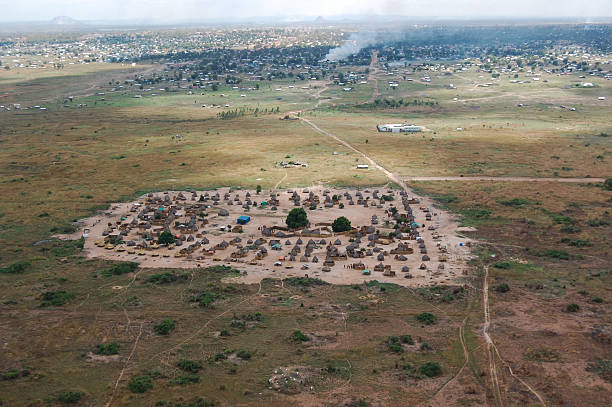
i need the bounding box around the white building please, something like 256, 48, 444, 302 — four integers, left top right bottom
377, 123, 422, 133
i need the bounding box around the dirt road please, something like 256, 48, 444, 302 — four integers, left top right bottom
368, 50, 379, 102
405, 176, 605, 183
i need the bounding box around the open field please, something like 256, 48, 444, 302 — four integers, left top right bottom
0, 38, 611, 407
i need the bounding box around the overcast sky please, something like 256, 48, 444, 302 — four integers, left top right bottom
1, 0, 611, 22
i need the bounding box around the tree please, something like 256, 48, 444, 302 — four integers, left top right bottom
416, 312, 436, 325
256, 185, 262, 194
332, 216, 352, 233
286, 208, 308, 229
605, 178, 612, 191
158, 231, 175, 245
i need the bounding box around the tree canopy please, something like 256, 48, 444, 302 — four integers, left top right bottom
158, 231, 175, 245
286, 208, 308, 229
332, 216, 352, 233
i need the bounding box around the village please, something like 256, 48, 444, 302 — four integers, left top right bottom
79, 186, 471, 287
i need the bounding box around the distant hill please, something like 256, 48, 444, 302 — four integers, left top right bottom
50, 16, 80, 25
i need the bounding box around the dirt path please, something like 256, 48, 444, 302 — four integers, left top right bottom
368, 50, 379, 102
482, 264, 503, 406
405, 176, 605, 183
301, 117, 408, 191
105, 322, 143, 407
483, 264, 547, 407
274, 170, 288, 189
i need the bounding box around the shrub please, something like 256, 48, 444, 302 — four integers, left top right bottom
495, 283, 510, 293
566, 303, 580, 312
587, 218, 610, 227
236, 350, 252, 360
189, 291, 220, 308
416, 312, 436, 325
147, 272, 186, 284
592, 297, 604, 303
400, 335, 414, 345
604, 178, 612, 191
40, 290, 75, 307
128, 375, 153, 393
419, 362, 442, 377
0, 261, 31, 274
177, 359, 202, 373
213, 353, 227, 362
290, 330, 309, 342
332, 216, 352, 232
492, 261, 511, 269
154, 319, 176, 335
420, 342, 432, 351
1, 370, 20, 380
385, 336, 404, 353
286, 208, 308, 229
94, 342, 118, 355
57, 391, 84, 404
104, 262, 138, 276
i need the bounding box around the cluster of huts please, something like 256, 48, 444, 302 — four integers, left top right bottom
92, 187, 448, 278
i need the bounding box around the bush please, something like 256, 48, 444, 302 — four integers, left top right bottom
285, 208, 308, 229
177, 359, 202, 373
604, 178, 612, 191
103, 262, 138, 276
385, 335, 416, 352
189, 291, 220, 308
147, 272, 187, 284
495, 283, 510, 293
332, 216, 352, 232
420, 342, 432, 351
94, 342, 118, 355
57, 391, 84, 404
1, 370, 20, 380
385, 336, 405, 353
158, 231, 176, 245
290, 330, 309, 342
214, 353, 227, 362
492, 261, 511, 269
40, 290, 75, 307
236, 350, 252, 360
566, 303, 580, 312
592, 297, 603, 303
419, 362, 442, 377
416, 312, 436, 325
0, 261, 31, 274
400, 335, 414, 345
154, 319, 176, 335
128, 375, 153, 393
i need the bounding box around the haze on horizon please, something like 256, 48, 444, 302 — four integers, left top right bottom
1, 0, 611, 23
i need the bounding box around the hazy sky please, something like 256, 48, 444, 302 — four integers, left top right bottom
1, 0, 611, 22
